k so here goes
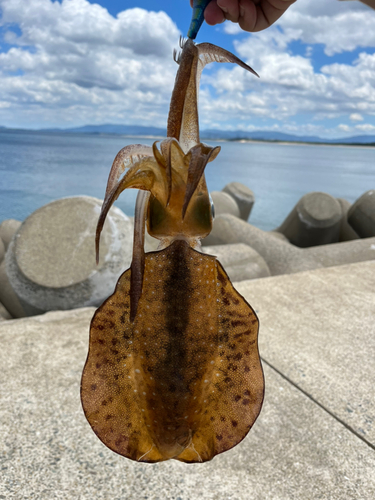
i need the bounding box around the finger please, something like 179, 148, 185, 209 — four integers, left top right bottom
237, 0, 257, 32
217, 0, 240, 23
204, 0, 226, 25
248, 0, 297, 32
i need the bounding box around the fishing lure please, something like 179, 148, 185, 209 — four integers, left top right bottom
188, 0, 212, 39
81, 38, 264, 463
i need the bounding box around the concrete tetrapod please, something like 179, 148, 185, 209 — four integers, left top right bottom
276, 192, 342, 247
0, 219, 21, 251
0, 301, 12, 320
222, 182, 255, 221
337, 198, 359, 242
203, 214, 375, 276
0, 260, 26, 318
210, 191, 240, 218
348, 190, 375, 238
6, 196, 133, 315
202, 243, 270, 281
0, 238, 5, 264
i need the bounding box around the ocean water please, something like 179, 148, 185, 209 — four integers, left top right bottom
0, 129, 374, 231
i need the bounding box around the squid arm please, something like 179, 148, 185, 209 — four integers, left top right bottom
95, 154, 158, 264
130, 190, 150, 322
104, 144, 153, 199
182, 143, 220, 219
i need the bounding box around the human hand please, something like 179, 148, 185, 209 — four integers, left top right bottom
190, 0, 296, 32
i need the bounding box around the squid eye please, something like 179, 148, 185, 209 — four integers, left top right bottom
209, 193, 215, 220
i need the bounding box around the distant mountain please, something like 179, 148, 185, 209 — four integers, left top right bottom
44, 124, 166, 136
56, 124, 375, 145
328, 135, 375, 145
201, 129, 375, 144
2, 123, 375, 145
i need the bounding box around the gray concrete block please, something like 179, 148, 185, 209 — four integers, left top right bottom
1, 301, 375, 497
337, 197, 359, 241
128, 215, 160, 253
222, 182, 254, 221
0, 260, 27, 318
0, 301, 12, 320
210, 191, 240, 218
203, 215, 315, 274
277, 192, 342, 247
6, 196, 133, 314
304, 235, 375, 269
144, 228, 160, 252
202, 243, 270, 281
203, 214, 375, 276
237, 260, 375, 445
268, 230, 289, 241
0, 237, 5, 264
0, 218, 21, 251
348, 190, 375, 238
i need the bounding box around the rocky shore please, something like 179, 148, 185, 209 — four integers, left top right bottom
0, 185, 374, 320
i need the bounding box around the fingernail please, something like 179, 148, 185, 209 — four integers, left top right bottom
239, 4, 245, 17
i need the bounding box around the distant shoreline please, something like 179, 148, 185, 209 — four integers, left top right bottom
1, 127, 374, 148
232, 138, 375, 148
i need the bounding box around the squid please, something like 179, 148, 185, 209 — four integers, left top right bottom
81, 38, 264, 463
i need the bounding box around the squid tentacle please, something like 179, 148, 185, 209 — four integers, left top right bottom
130, 190, 151, 322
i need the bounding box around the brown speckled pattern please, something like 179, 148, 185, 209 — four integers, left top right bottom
81, 240, 264, 463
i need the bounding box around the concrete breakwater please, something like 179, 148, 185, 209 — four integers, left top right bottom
0, 186, 374, 320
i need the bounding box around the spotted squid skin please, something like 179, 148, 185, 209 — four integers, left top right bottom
81, 240, 264, 463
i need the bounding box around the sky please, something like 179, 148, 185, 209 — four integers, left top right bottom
0, 0, 375, 138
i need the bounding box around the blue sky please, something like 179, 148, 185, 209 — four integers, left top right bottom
1, 0, 375, 138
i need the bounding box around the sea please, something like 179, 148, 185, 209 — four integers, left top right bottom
1, 129, 374, 232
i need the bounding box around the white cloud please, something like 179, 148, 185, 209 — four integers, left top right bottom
338, 124, 350, 132
198, 1, 375, 137
224, 0, 375, 55
198, 29, 375, 130
350, 113, 364, 121
0, 0, 374, 138
355, 123, 375, 132
276, 0, 375, 56
0, 0, 180, 128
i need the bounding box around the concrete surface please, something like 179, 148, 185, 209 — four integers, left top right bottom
237, 260, 375, 445
1, 260, 374, 499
